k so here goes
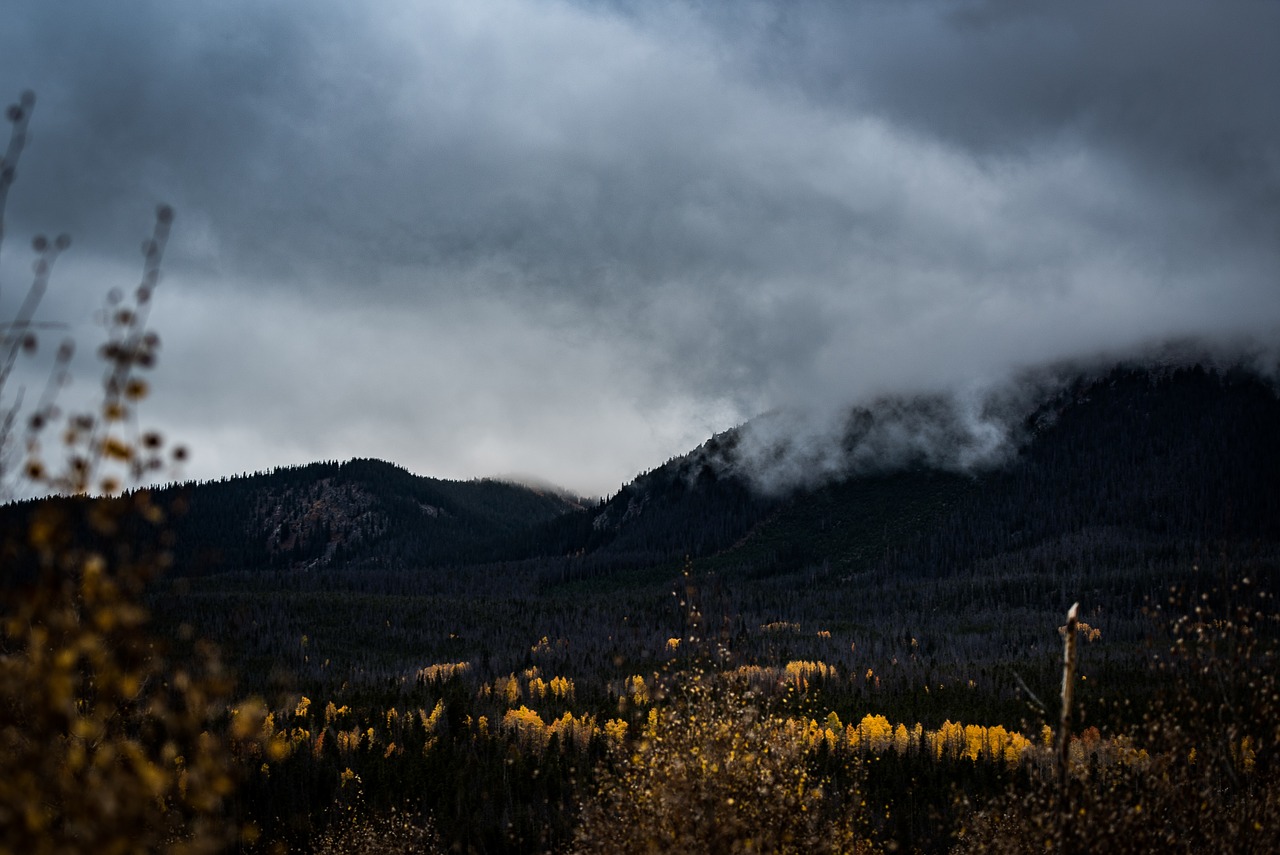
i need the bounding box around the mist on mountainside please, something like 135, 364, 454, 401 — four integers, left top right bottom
690, 338, 1280, 496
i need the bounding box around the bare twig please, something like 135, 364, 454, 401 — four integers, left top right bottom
1010, 668, 1048, 715
0, 90, 36, 287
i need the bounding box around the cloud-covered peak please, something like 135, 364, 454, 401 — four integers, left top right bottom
2, 0, 1276, 496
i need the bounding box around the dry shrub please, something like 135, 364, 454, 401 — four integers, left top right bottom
572, 672, 875, 854
0, 90, 263, 853
954, 580, 1280, 854
312, 787, 443, 855
0, 497, 260, 853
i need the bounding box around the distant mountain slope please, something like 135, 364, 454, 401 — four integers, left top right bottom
517, 364, 1280, 583
160, 458, 584, 574
502, 434, 775, 569
8, 364, 1273, 587
709, 365, 1280, 583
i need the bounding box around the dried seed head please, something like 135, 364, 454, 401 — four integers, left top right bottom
124, 379, 148, 401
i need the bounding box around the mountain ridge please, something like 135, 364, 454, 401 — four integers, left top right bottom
522, 362, 1280, 575
156, 457, 586, 575
130, 360, 1280, 722
5, 361, 1276, 588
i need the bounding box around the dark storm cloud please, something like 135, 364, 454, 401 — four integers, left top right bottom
722, 0, 1280, 262
1, 0, 1276, 495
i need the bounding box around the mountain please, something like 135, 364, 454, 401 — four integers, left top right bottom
517, 364, 1280, 583
116, 360, 1280, 720
6, 362, 1276, 590
156, 458, 585, 575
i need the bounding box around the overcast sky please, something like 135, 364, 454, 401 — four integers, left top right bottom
2, 0, 1277, 497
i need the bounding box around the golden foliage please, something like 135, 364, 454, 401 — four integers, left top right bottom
572, 675, 874, 855
624, 674, 650, 705
415, 661, 471, 683
0, 542, 258, 852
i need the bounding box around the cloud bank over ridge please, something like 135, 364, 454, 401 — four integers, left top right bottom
1, 0, 1276, 495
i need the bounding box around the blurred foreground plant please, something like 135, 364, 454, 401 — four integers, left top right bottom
312, 785, 443, 855
572, 670, 876, 855
0, 90, 266, 854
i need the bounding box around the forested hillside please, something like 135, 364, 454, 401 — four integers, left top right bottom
522, 363, 1280, 582
35, 363, 1261, 590
7, 362, 1279, 852
129, 363, 1276, 726
160, 459, 586, 574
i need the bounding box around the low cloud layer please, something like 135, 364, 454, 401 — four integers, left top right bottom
707, 338, 1280, 495
2, 0, 1277, 496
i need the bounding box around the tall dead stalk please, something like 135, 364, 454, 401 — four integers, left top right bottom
1057, 601, 1080, 852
